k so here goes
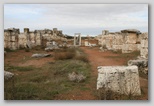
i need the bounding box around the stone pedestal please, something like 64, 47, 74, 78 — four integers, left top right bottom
97, 66, 141, 96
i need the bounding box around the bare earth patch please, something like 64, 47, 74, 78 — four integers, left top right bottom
4, 49, 54, 67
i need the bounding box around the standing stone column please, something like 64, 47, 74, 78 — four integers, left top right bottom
74, 33, 81, 46
79, 34, 81, 46
24, 28, 30, 41
74, 34, 76, 46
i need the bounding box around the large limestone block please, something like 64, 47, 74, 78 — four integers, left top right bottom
11, 42, 17, 50
112, 45, 122, 50
84, 41, 89, 46
113, 35, 124, 45
140, 48, 148, 59
97, 66, 141, 96
30, 33, 36, 42
31, 53, 51, 58
11, 36, 16, 42
18, 34, 27, 42
141, 40, 148, 48
128, 59, 148, 67
124, 33, 137, 44
128, 59, 148, 74
137, 44, 141, 50
122, 44, 138, 53
141, 33, 148, 39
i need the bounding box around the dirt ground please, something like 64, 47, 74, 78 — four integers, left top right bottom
81, 47, 148, 100
4, 47, 148, 100
4, 49, 54, 67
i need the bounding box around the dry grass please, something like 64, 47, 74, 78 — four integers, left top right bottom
4, 47, 91, 100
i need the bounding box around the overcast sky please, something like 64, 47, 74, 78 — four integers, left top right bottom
4, 4, 148, 36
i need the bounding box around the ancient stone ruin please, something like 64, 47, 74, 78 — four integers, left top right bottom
4, 28, 67, 50
140, 32, 148, 59
74, 33, 81, 46
96, 29, 147, 54
97, 66, 141, 96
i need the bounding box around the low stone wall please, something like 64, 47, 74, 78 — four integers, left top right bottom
97, 66, 141, 96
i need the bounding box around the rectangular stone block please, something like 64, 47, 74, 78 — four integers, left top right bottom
112, 45, 122, 50
112, 35, 124, 45
140, 48, 148, 59
141, 39, 148, 48
124, 33, 137, 44
11, 36, 16, 42
122, 44, 138, 53
97, 66, 141, 96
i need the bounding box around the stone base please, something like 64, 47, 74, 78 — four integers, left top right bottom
97, 66, 141, 96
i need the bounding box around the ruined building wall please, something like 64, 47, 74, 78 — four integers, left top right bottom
18, 33, 27, 48
122, 33, 141, 53
4, 28, 19, 50
4, 28, 67, 50
104, 34, 115, 50
112, 33, 124, 50
97, 29, 144, 53
140, 33, 148, 59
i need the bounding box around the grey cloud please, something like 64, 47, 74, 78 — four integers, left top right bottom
4, 4, 148, 35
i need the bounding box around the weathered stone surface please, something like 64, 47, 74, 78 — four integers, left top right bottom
105, 34, 114, 50
122, 44, 139, 53
45, 47, 53, 51
68, 72, 86, 82
102, 30, 109, 35
84, 41, 89, 46
31, 53, 51, 58
4, 28, 66, 50
123, 33, 137, 44
97, 66, 141, 96
128, 59, 148, 67
140, 33, 148, 59
4, 28, 19, 50
140, 48, 148, 59
26, 41, 32, 49
112, 34, 123, 45
112, 45, 122, 50
18, 33, 27, 48
121, 29, 141, 33
128, 59, 148, 74
141, 40, 148, 48
4, 71, 14, 80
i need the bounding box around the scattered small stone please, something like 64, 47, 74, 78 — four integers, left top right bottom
68, 72, 86, 82
31, 53, 51, 58
4, 71, 14, 80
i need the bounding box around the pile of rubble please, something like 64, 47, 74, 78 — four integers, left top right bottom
128, 58, 148, 75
